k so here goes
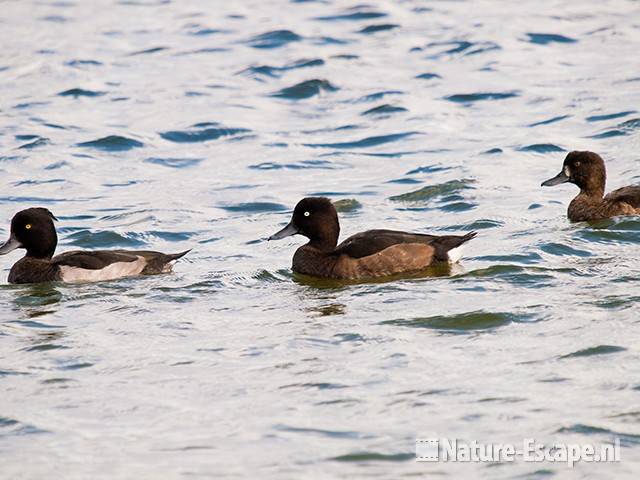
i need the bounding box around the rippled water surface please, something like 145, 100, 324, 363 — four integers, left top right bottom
2, 0, 640, 478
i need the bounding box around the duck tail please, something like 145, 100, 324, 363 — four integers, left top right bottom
459, 231, 477, 245
167, 249, 191, 262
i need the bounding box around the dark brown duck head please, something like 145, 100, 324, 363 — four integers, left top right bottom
268, 197, 340, 251
541, 151, 606, 197
0, 208, 58, 259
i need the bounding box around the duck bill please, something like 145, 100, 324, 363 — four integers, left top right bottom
541, 171, 570, 187
0, 235, 22, 255
268, 222, 299, 241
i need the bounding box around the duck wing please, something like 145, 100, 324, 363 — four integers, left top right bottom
605, 186, 640, 209
52, 250, 141, 269
52, 249, 190, 282
334, 229, 476, 261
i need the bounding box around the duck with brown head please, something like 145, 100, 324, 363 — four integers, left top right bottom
0, 207, 190, 284
269, 197, 476, 280
542, 151, 640, 221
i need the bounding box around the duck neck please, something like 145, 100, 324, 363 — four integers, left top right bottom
306, 216, 339, 252
578, 185, 605, 201
25, 238, 57, 260
25, 250, 55, 260
308, 236, 338, 252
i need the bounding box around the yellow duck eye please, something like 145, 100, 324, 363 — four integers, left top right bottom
304, 211, 310, 217
25, 224, 32, 230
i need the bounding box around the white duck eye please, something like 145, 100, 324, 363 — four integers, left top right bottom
304, 211, 310, 217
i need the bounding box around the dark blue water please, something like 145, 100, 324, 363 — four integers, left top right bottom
1, 0, 640, 477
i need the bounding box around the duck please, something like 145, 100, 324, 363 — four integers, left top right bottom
268, 197, 476, 280
0, 207, 190, 284
541, 150, 640, 221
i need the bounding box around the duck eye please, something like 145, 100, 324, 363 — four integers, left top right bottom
574, 161, 581, 167
25, 224, 32, 230
304, 211, 310, 217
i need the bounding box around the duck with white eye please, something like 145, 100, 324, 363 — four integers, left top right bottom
0, 207, 190, 284
268, 197, 476, 280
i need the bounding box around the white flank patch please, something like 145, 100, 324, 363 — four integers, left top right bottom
447, 246, 465, 263
59, 257, 147, 283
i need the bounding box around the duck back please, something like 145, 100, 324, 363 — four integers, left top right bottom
292, 230, 475, 280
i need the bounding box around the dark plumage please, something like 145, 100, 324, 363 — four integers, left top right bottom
268, 197, 476, 280
542, 151, 640, 221
0, 208, 190, 284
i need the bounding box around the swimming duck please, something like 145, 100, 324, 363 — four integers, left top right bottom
542, 151, 640, 221
0, 208, 190, 284
268, 197, 476, 280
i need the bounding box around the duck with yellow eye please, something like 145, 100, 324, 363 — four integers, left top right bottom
0, 207, 190, 284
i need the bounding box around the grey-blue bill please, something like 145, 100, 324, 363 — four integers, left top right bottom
0, 235, 21, 255
268, 222, 299, 241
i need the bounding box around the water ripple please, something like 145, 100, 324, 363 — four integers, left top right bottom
330, 452, 414, 462
333, 198, 361, 213
358, 24, 399, 34
528, 115, 570, 127
247, 30, 302, 49
560, 345, 627, 359
0, 416, 48, 436
63, 230, 145, 248
241, 58, 324, 79
361, 104, 407, 116
315, 10, 387, 22
159, 123, 249, 143
389, 179, 475, 202
518, 143, 565, 153
416, 72, 441, 80
586, 110, 636, 122
590, 117, 640, 139
445, 91, 519, 103
274, 424, 366, 439
539, 242, 592, 257
18, 137, 50, 150
183, 24, 223, 37
58, 88, 106, 98
76, 135, 144, 151
271, 79, 338, 99
128, 46, 168, 56
557, 424, 640, 447
353, 90, 403, 103
304, 132, 417, 149
249, 159, 347, 170
65, 59, 103, 67
218, 202, 287, 213
425, 40, 500, 57
577, 228, 640, 244
144, 157, 203, 168
526, 33, 577, 44
381, 311, 520, 332
459, 265, 556, 286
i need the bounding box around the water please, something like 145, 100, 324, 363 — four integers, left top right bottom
1, 0, 640, 477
